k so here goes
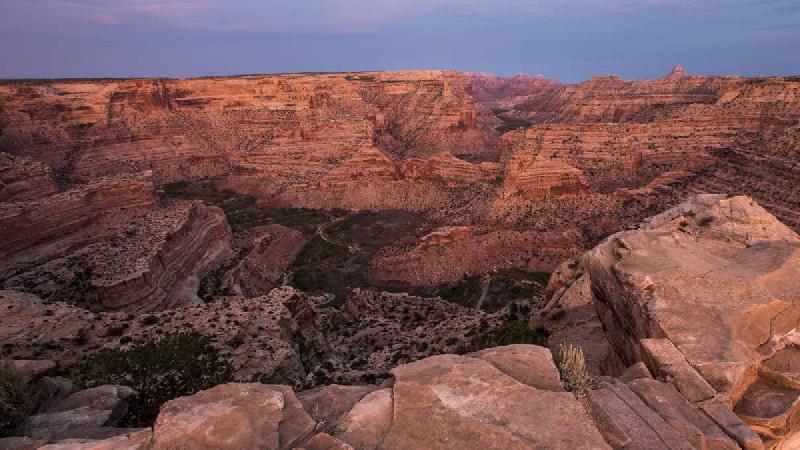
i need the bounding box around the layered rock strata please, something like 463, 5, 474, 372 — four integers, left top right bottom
220, 224, 307, 298
0, 152, 58, 202
0, 71, 488, 189
370, 228, 581, 286
501, 154, 592, 199
3, 201, 234, 312
0, 171, 156, 272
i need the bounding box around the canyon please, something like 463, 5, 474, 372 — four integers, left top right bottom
0, 68, 799, 448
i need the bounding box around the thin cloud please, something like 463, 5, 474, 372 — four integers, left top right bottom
2, 0, 796, 33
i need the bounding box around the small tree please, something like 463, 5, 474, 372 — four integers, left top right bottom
70, 332, 233, 426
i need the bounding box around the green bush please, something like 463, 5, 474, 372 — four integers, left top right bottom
69, 332, 233, 427
0, 366, 31, 437
457, 322, 548, 354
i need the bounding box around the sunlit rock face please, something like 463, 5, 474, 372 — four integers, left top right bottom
547, 194, 800, 448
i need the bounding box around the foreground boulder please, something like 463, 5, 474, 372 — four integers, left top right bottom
548, 194, 800, 448
379, 349, 609, 449
152, 383, 315, 449
23, 384, 137, 441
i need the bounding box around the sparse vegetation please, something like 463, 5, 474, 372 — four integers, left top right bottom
433, 270, 549, 312
556, 343, 591, 398
140, 315, 159, 326
163, 180, 340, 233
457, 322, 548, 354
69, 332, 233, 427
436, 276, 482, 307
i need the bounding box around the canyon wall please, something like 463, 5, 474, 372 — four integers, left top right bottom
1, 68, 798, 289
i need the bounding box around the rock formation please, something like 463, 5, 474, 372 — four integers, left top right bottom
501, 154, 592, 199
469, 73, 560, 103
0, 171, 156, 272
0, 286, 513, 387
2, 70, 798, 278
0, 288, 329, 383
543, 194, 800, 448
221, 224, 307, 298
0, 153, 58, 202
4, 345, 610, 449
3, 201, 234, 312
370, 228, 579, 286
1, 68, 799, 448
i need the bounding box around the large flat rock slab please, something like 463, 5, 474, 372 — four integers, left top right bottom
381, 351, 609, 449
152, 383, 315, 450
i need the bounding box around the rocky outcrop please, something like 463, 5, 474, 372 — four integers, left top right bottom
550, 194, 800, 448
0, 171, 156, 273
0, 153, 58, 202
497, 122, 721, 192
2, 359, 57, 383
501, 154, 592, 199
221, 224, 307, 298
3, 201, 234, 312
0, 71, 488, 189
152, 383, 315, 449
378, 349, 608, 449
2, 72, 798, 284
271, 149, 499, 212
0, 286, 514, 388
501, 73, 800, 227
506, 69, 724, 124
399, 152, 498, 186
44, 345, 610, 450
469, 73, 560, 103
370, 228, 580, 285
419, 226, 473, 248
25, 385, 137, 440
0, 287, 329, 383
585, 375, 749, 450
662, 65, 687, 81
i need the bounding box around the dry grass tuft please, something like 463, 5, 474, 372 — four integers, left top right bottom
557, 343, 591, 398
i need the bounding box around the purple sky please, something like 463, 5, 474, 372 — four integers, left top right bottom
1, 0, 799, 82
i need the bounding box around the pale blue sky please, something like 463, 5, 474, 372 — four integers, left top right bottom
1, 0, 798, 82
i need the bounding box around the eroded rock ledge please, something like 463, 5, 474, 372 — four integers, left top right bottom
541, 194, 800, 448
3, 201, 234, 312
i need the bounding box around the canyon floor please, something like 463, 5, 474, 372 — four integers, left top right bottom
0, 68, 799, 449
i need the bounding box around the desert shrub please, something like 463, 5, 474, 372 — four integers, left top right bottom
436, 276, 482, 308
549, 308, 567, 321
557, 343, 591, 398
457, 321, 548, 354
0, 366, 32, 436
69, 332, 233, 427
698, 216, 715, 227
107, 324, 129, 337
139, 315, 159, 326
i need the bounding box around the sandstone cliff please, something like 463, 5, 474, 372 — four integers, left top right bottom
2, 70, 798, 278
